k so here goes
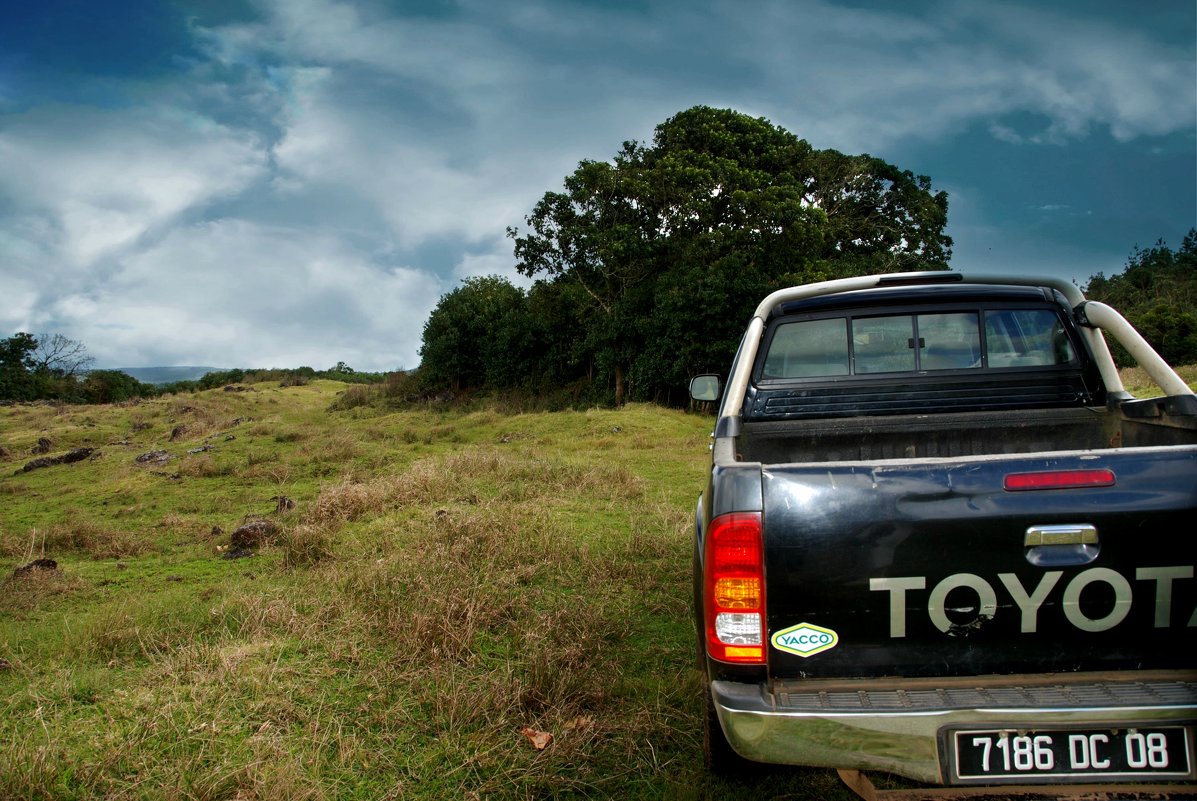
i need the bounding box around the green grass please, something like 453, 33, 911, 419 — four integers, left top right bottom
5, 371, 1197, 799
1, 384, 860, 800
1119, 362, 1197, 397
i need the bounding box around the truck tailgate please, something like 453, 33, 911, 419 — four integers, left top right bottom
762, 447, 1197, 679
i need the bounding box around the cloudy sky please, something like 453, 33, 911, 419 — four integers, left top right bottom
1, 0, 1194, 372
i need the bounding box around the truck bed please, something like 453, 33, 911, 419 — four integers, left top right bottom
737, 402, 1197, 465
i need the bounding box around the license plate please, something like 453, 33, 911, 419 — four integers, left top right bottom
951, 726, 1193, 783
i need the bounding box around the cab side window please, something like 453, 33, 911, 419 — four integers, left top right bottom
985, 310, 1076, 367
762, 318, 849, 378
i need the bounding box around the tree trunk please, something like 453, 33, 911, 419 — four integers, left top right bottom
614, 365, 626, 407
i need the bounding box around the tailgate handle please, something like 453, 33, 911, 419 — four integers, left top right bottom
1024, 524, 1100, 566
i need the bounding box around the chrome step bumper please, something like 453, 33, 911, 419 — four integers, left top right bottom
712, 672, 1197, 784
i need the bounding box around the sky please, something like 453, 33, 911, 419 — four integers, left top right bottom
1, 0, 1194, 372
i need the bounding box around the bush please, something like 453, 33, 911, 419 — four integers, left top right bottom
327, 384, 372, 411
80, 370, 156, 404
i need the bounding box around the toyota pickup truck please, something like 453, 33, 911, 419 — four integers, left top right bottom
690, 271, 1197, 793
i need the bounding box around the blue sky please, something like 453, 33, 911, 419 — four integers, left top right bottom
1, 0, 1193, 371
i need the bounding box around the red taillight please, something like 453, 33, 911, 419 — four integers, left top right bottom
1004, 469, 1116, 491
704, 512, 766, 664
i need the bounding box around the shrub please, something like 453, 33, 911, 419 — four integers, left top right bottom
327, 384, 371, 411
282, 524, 335, 567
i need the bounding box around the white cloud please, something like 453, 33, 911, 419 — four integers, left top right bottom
712, 0, 1194, 152
2, 0, 1190, 372
958, 3, 1195, 143
50, 220, 441, 371
0, 105, 267, 267
264, 62, 585, 250
0, 270, 38, 332
450, 242, 530, 287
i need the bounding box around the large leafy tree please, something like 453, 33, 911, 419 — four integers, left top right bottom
418, 275, 528, 393
1, 332, 40, 400
508, 143, 660, 404
1084, 229, 1197, 367
805, 148, 953, 274
508, 106, 952, 404
80, 370, 156, 404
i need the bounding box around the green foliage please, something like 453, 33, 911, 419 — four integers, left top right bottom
2, 335, 383, 404
196, 368, 247, 389
419, 106, 953, 405
78, 370, 157, 404
1084, 229, 1197, 367
0, 332, 39, 400
159, 366, 386, 396
1, 332, 108, 402
419, 275, 529, 393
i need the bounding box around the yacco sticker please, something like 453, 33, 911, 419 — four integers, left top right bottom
771, 622, 839, 658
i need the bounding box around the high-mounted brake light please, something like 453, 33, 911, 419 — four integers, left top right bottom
705, 512, 766, 664
1004, 468, 1116, 491
877, 272, 963, 287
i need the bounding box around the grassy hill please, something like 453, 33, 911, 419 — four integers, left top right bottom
7, 370, 1193, 799
0, 381, 861, 800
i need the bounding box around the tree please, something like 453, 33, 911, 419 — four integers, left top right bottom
81, 370, 156, 404
508, 106, 952, 404
1, 332, 40, 400
418, 275, 528, 393
1084, 229, 1197, 366
32, 333, 94, 378
509, 144, 661, 404
804, 148, 952, 274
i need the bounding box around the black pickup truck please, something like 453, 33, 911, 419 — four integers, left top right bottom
690, 271, 1197, 792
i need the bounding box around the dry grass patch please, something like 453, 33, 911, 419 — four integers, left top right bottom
63, 586, 248, 664
1, 519, 155, 560
1119, 363, 1197, 397
282, 523, 336, 567
304, 465, 453, 525
0, 568, 86, 615
302, 449, 643, 529
303, 431, 365, 465
443, 449, 644, 501
327, 384, 371, 411
156, 512, 214, 541
319, 493, 695, 798
178, 453, 233, 478
244, 446, 278, 467
166, 401, 231, 442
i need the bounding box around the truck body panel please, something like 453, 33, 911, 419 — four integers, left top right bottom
693, 272, 1197, 787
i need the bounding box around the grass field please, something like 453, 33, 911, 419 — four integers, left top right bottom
4, 368, 1194, 800
0, 381, 858, 800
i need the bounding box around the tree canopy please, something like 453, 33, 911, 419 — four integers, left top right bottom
1084, 229, 1197, 367
421, 106, 952, 404
0, 332, 160, 403
0, 332, 40, 400
418, 275, 529, 393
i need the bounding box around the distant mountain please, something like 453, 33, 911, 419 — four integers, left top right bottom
103, 366, 226, 385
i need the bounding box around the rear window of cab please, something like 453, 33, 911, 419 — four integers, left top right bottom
760, 308, 1077, 380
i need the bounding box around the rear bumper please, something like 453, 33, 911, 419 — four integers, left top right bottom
712, 671, 1197, 784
